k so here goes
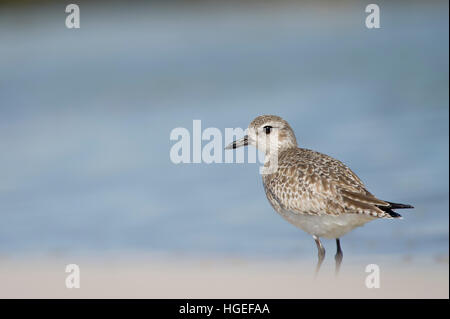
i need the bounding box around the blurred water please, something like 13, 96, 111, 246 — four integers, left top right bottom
0, 1, 448, 260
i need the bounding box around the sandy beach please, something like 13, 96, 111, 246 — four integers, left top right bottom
0, 255, 447, 299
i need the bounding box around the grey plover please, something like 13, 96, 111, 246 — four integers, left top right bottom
225, 115, 413, 275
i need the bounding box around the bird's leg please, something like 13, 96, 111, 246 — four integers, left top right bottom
335, 238, 343, 276
313, 235, 325, 277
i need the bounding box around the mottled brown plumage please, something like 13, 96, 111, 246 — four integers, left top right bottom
263, 147, 394, 219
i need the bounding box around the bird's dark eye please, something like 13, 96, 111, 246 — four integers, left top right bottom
263, 126, 272, 134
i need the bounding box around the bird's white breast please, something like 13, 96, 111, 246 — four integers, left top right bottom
277, 209, 375, 239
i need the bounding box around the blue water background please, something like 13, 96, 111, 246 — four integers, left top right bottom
0, 1, 448, 259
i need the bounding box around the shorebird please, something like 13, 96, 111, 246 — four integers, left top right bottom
225, 115, 413, 275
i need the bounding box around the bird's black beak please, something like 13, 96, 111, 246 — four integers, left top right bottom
225, 135, 249, 150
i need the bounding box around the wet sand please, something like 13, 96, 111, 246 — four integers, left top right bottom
0, 255, 448, 298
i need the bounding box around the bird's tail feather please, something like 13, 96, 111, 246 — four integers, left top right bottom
376, 201, 414, 218
386, 201, 414, 209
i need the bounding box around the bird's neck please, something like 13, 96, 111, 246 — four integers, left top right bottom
262, 145, 294, 175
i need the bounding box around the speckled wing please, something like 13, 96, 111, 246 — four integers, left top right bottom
263, 148, 394, 218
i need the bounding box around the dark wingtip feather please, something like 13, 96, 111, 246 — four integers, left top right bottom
376, 205, 403, 218
386, 210, 402, 218
386, 201, 414, 209
376, 200, 413, 218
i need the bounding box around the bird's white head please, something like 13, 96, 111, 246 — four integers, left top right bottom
226, 115, 298, 154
